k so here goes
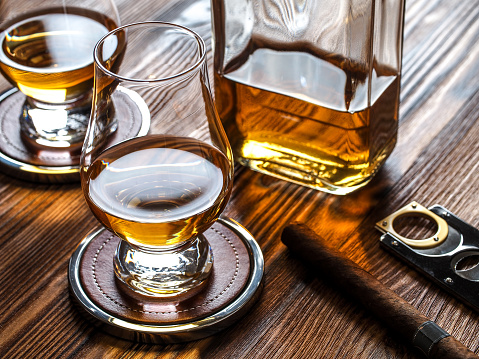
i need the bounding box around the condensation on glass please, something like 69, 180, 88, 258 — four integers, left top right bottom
212, 0, 405, 194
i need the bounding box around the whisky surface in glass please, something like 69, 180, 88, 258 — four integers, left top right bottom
83, 135, 232, 250
0, 7, 118, 104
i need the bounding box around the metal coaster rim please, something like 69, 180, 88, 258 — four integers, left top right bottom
68, 216, 264, 343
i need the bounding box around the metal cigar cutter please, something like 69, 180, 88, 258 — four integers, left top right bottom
376, 201, 479, 312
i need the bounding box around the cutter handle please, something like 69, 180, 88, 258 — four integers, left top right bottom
281, 222, 477, 359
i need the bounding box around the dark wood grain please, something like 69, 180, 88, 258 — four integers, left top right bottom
0, 0, 478, 358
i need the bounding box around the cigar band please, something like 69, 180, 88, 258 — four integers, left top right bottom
412, 321, 450, 356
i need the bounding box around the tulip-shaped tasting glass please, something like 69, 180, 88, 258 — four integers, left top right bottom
0, 0, 120, 150
81, 22, 234, 297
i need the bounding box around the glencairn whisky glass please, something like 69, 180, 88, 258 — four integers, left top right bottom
0, 0, 120, 151
81, 22, 234, 297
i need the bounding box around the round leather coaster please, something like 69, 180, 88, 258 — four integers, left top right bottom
0, 87, 149, 182
78, 221, 251, 325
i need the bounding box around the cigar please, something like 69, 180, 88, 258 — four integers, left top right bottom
281, 222, 477, 359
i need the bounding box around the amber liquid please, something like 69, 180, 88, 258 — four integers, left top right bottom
0, 7, 119, 103
83, 135, 232, 249
215, 49, 399, 193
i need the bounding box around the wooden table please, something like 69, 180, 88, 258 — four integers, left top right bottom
1, 0, 478, 357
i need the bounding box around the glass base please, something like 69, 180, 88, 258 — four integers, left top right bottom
114, 235, 214, 297
20, 94, 94, 150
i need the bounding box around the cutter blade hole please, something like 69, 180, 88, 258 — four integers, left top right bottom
392, 215, 438, 241
456, 255, 479, 272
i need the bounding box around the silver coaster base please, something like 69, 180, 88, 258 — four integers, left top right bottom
68, 217, 264, 343
0, 87, 149, 183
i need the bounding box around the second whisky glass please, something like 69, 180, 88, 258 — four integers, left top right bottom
0, 0, 120, 150
81, 22, 234, 297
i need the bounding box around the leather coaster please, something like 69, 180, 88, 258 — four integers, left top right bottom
0, 88, 146, 168
78, 221, 251, 325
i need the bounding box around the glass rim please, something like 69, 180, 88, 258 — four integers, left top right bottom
93, 21, 207, 83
